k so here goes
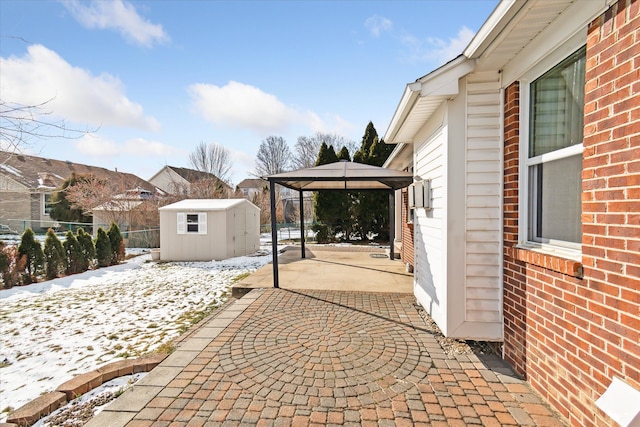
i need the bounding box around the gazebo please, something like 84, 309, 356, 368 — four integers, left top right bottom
267, 161, 413, 288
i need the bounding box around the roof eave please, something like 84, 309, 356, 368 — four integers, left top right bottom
463, 0, 526, 59
384, 56, 475, 145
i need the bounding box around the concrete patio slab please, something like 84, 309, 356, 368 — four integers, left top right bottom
233, 245, 413, 295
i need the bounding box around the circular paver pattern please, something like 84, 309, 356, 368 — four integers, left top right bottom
219, 303, 428, 407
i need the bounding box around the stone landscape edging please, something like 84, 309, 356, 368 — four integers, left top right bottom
3, 353, 167, 427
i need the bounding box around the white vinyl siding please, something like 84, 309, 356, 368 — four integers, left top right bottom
464, 72, 502, 323
414, 122, 447, 327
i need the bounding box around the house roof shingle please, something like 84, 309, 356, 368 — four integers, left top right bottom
0, 151, 155, 193
236, 178, 268, 189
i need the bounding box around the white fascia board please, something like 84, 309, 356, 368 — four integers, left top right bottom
463, 0, 523, 59
417, 57, 475, 97
384, 83, 422, 144
384, 57, 475, 145
383, 143, 410, 170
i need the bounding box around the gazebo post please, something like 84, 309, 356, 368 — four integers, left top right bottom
269, 180, 279, 288
389, 191, 395, 261
299, 189, 306, 259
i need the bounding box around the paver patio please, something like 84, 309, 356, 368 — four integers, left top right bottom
87, 281, 566, 426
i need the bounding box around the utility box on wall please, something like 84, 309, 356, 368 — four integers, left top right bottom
158, 199, 260, 261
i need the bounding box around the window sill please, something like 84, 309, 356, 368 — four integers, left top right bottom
510, 244, 583, 278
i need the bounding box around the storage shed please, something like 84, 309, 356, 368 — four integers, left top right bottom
158, 199, 260, 261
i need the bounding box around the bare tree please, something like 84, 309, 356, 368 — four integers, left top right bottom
254, 136, 291, 177
292, 132, 357, 169
292, 136, 321, 169
0, 99, 93, 154
250, 187, 286, 225
187, 142, 232, 184
63, 173, 162, 246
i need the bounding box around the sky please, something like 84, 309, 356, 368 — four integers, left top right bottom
0, 0, 498, 185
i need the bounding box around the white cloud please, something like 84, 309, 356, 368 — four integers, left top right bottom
62, 0, 169, 48
401, 26, 476, 65
228, 147, 257, 183
74, 134, 182, 158
188, 81, 323, 136
365, 15, 393, 38
0, 44, 160, 131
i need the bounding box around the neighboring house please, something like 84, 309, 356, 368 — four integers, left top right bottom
92, 187, 159, 248
0, 151, 154, 233
236, 178, 269, 200
236, 178, 303, 223
383, 1, 639, 426
158, 199, 260, 261
149, 165, 231, 198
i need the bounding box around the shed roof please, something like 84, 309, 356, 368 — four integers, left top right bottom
267, 161, 413, 191
158, 198, 257, 211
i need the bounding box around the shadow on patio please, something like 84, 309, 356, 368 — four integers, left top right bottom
233, 245, 413, 296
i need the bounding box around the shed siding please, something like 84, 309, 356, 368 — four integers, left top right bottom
413, 113, 448, 333
160, 210, 228, 261
159, 199, 260, 261
464, 72, 503, 323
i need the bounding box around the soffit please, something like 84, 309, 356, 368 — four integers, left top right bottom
471, 0, 577, 72
392, 95, 446, 144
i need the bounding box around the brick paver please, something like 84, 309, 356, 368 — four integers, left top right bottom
87, 288, 566, 426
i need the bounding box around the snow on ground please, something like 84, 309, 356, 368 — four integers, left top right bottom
0, 249, 273, 421
33, 373, 148, 427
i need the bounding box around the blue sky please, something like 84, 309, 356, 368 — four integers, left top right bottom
1, 0, 497, 184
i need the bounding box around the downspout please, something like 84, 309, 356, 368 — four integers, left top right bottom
389, 191, 395, 261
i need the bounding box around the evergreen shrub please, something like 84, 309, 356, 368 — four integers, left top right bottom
63, 231, 83, 274
76, 228, 95, 271
107, 223, 124, 265
44, 229, 66, 280
95, 228, 112, 268
18, 228, 44, 283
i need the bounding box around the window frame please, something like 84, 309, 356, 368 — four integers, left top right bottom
177, 212, 207, 235
42, 193, 54, 216
518, 42, 586, 259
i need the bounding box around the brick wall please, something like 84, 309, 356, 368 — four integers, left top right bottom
502, 82, 528, 376
502, 1, 640, 426
0, 192, 32, 233
582, 0, 640, 411
400, 187, 414, 268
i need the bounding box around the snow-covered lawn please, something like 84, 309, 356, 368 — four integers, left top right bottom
0, 250, 272, 421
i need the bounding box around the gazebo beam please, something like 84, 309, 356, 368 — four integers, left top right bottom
269, 182, 279, 288
300, 189, 306, 259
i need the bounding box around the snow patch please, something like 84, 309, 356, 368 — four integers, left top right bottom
0, 163, 22, 177
0, 250, 272, 420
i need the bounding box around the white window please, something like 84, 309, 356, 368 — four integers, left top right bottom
43, 193, 54, 216
521, 46, 585, 253
177, 212, 207, 235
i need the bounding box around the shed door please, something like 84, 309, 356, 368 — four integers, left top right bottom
234, 208, 246, 256
245, 208, 256, 252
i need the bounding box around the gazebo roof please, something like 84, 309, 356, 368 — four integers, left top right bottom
266, 161, 413, 191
